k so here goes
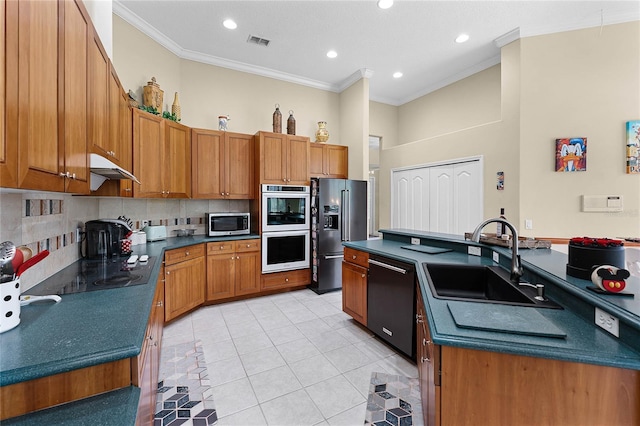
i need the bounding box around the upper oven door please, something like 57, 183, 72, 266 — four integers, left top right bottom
262, 191, 310, 232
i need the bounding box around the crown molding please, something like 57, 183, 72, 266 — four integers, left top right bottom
338, 68, 375, 92
521, 9, 640, 38
494, 28, 521, 48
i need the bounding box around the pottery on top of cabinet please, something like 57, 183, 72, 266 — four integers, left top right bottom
315, 121, 329, 143
218, 115, 230, 131
143, 77, 163, 111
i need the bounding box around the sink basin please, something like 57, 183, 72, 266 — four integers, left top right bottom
423, 263, 562, 309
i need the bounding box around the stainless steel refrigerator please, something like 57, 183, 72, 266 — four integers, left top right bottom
309, 178, 368, 294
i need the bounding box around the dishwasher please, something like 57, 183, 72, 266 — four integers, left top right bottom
367, 255, 416, 359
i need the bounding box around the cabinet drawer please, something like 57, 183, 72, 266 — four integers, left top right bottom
235, 239, 260, 253
261, 268, 310, 290
206, 241, 235, 255
165, 244, 205, 265
344, 247, 369, 269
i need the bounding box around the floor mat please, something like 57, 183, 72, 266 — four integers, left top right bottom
365, 372, 422, 426
155, 340, 218, 426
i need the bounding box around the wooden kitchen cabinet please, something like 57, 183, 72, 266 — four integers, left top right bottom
133, 109, 191, 198
206, 239, 261, 301
0, 0, 14, 188
5, 0, 90, 193
164, 244, 205, 321
341, 258, 368, 326
134, 271, 164, 425
256, 131, 310, 185
88, 27, 112, 163
192, 129, 255, 199
416, 286, 440, 426
309, 143, 348, 178
261, 268, 310, 291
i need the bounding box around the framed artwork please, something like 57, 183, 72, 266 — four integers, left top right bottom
556, 138, 587, 172
626, 120, 639, 174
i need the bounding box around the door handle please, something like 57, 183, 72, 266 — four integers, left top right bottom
368, 259, 407, 274
324, 254, 344, 260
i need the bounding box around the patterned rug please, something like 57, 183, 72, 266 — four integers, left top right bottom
365, 372, 422, 426
154, 340, 218, 426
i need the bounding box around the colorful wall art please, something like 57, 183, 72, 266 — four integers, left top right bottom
556, 138, 587, 172
626, 120, 640, 174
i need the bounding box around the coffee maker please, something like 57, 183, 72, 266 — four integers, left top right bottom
85, 219, 132, 259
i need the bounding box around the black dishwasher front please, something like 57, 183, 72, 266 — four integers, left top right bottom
367, 255, 416, 359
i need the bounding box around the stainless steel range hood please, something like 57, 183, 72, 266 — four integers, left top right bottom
90, 153, 140, 191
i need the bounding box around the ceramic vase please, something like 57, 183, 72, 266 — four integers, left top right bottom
287, 110, 296, 135
315, 121, 329, 143
273, 104, 282, 133
172, 92, 181, 120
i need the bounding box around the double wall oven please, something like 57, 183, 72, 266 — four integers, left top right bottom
261, 184, 310, 273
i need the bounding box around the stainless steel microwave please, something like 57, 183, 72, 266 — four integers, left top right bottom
206, 213, 250, 236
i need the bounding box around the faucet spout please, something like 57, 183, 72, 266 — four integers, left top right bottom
470, 217, 523, 283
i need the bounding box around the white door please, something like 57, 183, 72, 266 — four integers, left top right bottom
392, 158, 482, 234
392, 168, 430, 230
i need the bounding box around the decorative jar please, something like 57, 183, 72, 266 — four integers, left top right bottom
315, 121, 329, 143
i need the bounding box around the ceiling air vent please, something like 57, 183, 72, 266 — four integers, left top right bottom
247, 35, 270, 47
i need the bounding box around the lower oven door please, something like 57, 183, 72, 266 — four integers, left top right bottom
262, 230, 310, 273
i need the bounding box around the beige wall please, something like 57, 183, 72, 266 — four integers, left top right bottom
519, 21, 640, 238
370, 101, 398, 150
339, 78, 370, 180
112, 15, 341, 139
377, 58, 520, 233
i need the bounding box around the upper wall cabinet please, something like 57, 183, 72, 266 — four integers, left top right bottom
5, 0, 90, 193
1, 0, 14, 188
256, 131, 309, 185
192, 129, 255, 199
309, 143, 348, 179
133, 109, 191, 198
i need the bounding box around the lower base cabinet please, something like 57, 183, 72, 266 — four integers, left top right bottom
135, 273, 164, 425
164, 244, 205, 322
341, 247, 369, 326
261, 268, 310, 291
415, 285, 640, 426
206, 239, 260, 301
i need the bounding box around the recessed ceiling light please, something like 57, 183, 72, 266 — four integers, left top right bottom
223, 19, 237, 30
377, 0, 393, 10
455, 33, 470, 43
326, 50, 338, 59
393, 72, 403, 79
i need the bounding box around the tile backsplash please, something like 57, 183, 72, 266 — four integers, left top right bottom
0, 192, 250, 292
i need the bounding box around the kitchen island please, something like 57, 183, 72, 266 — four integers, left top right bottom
343, 229, 640, 426
0, 234, 259, 424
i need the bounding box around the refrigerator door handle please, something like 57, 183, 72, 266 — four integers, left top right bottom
346, 189, 351, 241
340, 190, 346, 241
324, 254, 344, 260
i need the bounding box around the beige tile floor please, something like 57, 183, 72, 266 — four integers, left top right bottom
160, 288, 421, 426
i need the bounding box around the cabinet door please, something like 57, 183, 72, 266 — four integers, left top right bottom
165, 120, 191, 198
165, 256, 205, 322
416, 286, 439, 426
206, 253, 235, 301
309, 144, 325, 178
192, 128, 224, 199
61, 0, 90, 194
88, 29, 110, 160
118, 92, 133, 196
235, 250, 260, 296
12, 0, 64, 191
108, 66, 124, 166
226, 132, 254, 199
260, 132, 288, 183
341, 261, 367, 326
133, 109, 164, 198
326, 144, 348, 178
287, 135, 310, 185
1, 0, 16, 188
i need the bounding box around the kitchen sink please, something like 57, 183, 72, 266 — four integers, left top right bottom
423, 263, 562, 309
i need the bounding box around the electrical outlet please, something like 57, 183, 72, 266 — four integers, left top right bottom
76, 227, 82, 242
468, 246, 481, 257
525, 219, 533, 230
410, 237, 420, 245
595, 307, 619, 337
492, 251, 499, 263
141, 220, 149, 228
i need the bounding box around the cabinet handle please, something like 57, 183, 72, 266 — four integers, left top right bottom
361, 274, 365, 278
352, 255, 357, 259
157, 301, 163, 307
416, 313, 424, 324
124, 188, 132, 192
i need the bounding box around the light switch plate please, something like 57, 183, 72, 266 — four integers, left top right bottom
411, 237, 420, 245
595, 307, 619, 337
468, 246, 481, 257
492, 251, 499, 263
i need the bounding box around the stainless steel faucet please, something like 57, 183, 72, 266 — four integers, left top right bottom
470, 217, 523, 283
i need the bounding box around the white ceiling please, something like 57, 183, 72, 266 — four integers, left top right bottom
114, 1, 640, 106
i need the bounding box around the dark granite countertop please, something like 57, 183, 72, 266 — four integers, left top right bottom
344, 229, 640, 371
0, 234, 259, 422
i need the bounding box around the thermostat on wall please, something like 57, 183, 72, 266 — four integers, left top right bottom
582, 195, 623, 212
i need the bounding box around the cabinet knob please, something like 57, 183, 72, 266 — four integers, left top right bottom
416, 314, 424, 324
285, 278, 289, 282
352, 255, 356, 259
124, 188, 132, 192
421, 356, 429, 363
166, 271, 170, 275
361, 274, 365, 278
221, 192, 225, 196
185, 251, 190, 255
220, 246, 224, 250
247, 244, 251, 248
226, 192, 230, 196
157, 301, 163, 307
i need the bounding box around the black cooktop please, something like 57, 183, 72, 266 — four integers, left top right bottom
25, 256, 157, 296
